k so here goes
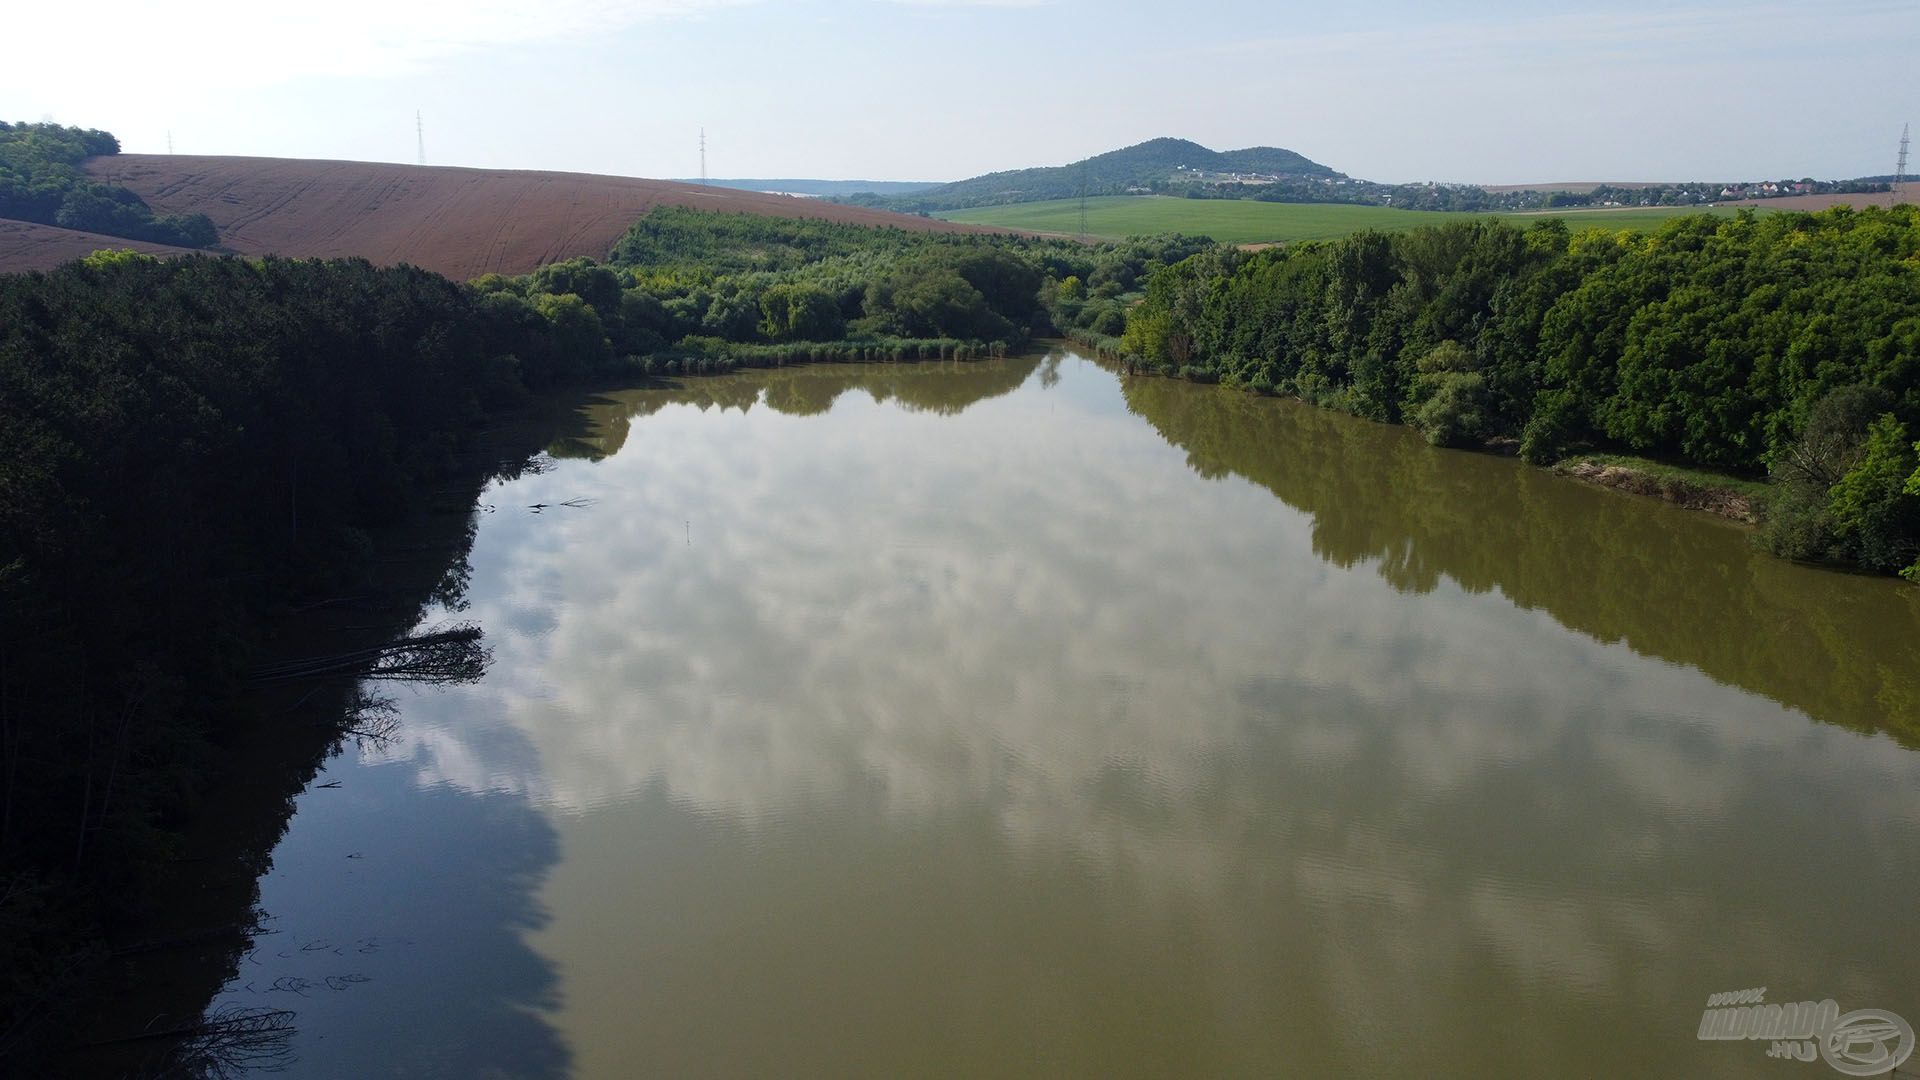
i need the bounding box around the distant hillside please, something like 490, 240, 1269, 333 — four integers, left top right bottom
856, 138, 1343, 213
1, 155, 991, 279
679, 178, 944, 198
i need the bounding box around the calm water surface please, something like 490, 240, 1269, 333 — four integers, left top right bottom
214, 348, 1920, 1077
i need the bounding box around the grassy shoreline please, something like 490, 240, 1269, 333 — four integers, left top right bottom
1550, 453, 1770, 523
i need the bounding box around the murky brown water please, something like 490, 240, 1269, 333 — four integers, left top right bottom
210, 348, 1920, 1078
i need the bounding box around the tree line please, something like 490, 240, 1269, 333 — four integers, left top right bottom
463, 207, 1208, 376
1120, 207, 1920, 578
0, 122, 218, 248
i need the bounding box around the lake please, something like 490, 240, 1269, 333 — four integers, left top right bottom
207, 346, 1920, 1077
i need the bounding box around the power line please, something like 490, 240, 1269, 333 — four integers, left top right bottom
1896, 122, 1910, 208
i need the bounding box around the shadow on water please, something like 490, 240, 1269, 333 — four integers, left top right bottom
1117, 372, 1920, 745
200, 738, 569, 1079
58, 393, 598, 1078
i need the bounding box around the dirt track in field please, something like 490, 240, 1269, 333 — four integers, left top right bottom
0, 219, 202, 272
17, 155, 989, 280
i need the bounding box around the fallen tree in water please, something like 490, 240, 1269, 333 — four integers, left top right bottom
249, 624, 488, 686
83, 1005, 295, 1079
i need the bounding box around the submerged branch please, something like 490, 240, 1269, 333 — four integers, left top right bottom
86, 1005, 297, 1078
249, 624, 488, 686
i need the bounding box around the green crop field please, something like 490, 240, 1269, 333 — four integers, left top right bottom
936, 195, 1747, 244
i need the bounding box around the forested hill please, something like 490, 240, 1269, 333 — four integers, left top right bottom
853, 138, 1343, 213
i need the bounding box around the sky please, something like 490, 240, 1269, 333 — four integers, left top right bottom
5, 0, 1914, 184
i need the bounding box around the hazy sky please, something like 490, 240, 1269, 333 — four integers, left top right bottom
6, 1, 1913, 183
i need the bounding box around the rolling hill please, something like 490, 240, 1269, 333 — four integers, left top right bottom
0, 155, 987, 278
866, 137, 1342, 213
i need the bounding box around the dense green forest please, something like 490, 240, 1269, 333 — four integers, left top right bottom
0, 122, 218, 247
1119, 207, 1920, 578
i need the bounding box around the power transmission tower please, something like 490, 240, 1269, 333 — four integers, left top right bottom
416, 111, 425, 166
167, 130, 173, 155
1896, 122, 1910, 208
700, 128, 707, 186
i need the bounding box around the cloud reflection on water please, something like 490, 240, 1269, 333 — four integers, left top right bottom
368, 353, 1920, 1076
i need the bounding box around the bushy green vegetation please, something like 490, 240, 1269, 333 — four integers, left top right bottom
939, 195, 1740, 245
590, 207, 1208, 366
1119, 207, 1920, 577
609, 210, 1048, 351
0, 122, 217, 247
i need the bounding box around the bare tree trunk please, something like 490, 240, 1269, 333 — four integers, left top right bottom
94, 691, 142, 847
